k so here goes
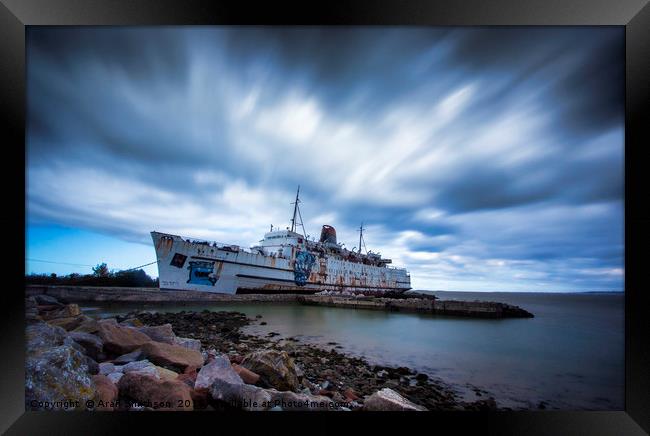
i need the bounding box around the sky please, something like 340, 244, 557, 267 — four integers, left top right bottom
25, 26, 624, 292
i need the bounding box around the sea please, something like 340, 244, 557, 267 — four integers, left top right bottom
82, 291, 624, 410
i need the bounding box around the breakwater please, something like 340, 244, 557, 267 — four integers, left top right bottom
25, 285, 533, 318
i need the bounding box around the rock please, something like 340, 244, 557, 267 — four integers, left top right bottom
130, 365, 160, 379
363, 388, 428, 411
209, 377, 338, 411
25, 297, 41, 323
107, 372, 123, 384
84, 356, 100, 375
99, 362, 116, 375
97, 322, 151, 355
269, 390, 338, 411
155, 366, 179, 382
195, 355, 243, 390
47, 316, 84, 331
415, 373, 429, 382
92, 374, 118, 411
343, 388, 359, 401
190, 387, 209, 410
228, 354, 244, 365
41, 304, 81, 320
122, 359, 154, 373
25, 322, 95, 410
63, 335, 86, 354
241, 350, 299, 392
25, 319, 63, 350
396, 366, 412, 375
231, 363, 260, 385
34, 294, 63, 306
117, 371, 193, 411
176, 373, 196, 388
111, 349, 144, 364
67, 331, 104, 360
294, 362, 304, 378
73, 317, 100, 334
140, 341, 204, 372
139, 324, 176, 344
119, 318, 144, 327
174, 337, 202, 352
210, 379, 271, 411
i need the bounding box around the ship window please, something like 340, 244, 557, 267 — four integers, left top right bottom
170, 253, 187, 268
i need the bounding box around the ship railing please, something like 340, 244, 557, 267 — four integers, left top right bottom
184, 238, 255, 254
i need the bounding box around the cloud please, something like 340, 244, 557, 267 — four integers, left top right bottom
26, 26, 624, 291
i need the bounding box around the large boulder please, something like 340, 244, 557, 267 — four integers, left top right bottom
117, 371, 193, 411
363, 388, 428, 411
26, 320, 67, 349
155, 366, 179, 382
41, 304, 81, 320
195, 355, 243, 390
210, 378, 271, 411
68, 331, 103, 360
73, 317, 100, 334
231, 363, 260, 385
140, 341, 204, 372
138, 324, 176, 344
92, 374, 118, 411
241, 350, 299, 392
97, 321, 151, 355
47, 316, 84, 331
25, 322, 95, 410
174, 337, 202, 352
209, 378, 337, 411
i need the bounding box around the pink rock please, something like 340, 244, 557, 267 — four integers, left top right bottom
232, 363, 260, 385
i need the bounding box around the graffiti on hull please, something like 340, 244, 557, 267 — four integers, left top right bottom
187, 260, 221, 286
293, 250, 316, 286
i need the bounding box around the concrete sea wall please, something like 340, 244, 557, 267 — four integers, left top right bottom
25, 285, 534, 318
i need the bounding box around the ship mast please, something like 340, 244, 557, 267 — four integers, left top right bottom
358, 222, 367, 254
289, 186, 307, 237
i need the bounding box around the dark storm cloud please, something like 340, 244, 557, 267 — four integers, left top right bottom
26, 26, 624, 291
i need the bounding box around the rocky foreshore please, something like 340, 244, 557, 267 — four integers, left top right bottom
25, 294, 502, 412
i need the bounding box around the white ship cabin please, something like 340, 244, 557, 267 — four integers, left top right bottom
255, 229, 307, 258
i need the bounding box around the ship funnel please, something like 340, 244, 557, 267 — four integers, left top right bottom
319, 225, 337, 244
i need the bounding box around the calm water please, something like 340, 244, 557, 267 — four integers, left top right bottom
82, 291, 624, 410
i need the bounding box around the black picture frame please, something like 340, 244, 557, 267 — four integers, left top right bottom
2, 0, 648, 434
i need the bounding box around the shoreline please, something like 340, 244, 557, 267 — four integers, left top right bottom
26, 285, 534, 318
26, 293, 510, 411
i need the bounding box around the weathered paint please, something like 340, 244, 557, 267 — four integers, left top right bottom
151, 231, 411, 294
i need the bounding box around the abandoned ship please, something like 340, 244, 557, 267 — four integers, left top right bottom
151, 188, 411, 294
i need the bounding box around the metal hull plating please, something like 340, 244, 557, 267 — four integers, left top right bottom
152, 231, 411, 295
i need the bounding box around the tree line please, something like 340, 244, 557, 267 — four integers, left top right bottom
26, 263, 159, 288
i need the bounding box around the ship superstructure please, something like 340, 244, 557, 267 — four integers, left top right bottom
151, 188, 411, 294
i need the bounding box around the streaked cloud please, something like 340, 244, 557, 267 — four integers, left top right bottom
26, 26, 624, 291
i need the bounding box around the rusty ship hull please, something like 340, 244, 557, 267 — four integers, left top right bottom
151, 230, 411, 295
